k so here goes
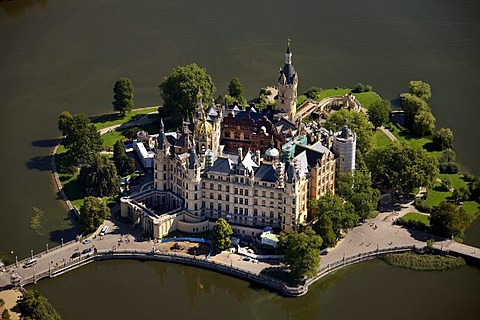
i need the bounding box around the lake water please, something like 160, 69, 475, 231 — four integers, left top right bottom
1, 0, 480, 317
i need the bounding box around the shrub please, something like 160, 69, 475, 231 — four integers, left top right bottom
438, 162, 459, 174
381, 252, 465, 271
414, 199, 432, 213
352, 83, 365, 93
364, 84, 373, 92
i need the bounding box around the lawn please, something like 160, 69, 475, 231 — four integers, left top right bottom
375, 129, 393, 147
387, 124, 431, 149
55, 145, 86, 209
400, 212, 430, 227
355, 91, 382, 109
316, 88, 351, 100
92, 107, 158, 130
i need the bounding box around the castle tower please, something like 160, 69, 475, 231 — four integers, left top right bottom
333, 119, 357, 174
155, 118, 170, 191
278, 40, 298, 121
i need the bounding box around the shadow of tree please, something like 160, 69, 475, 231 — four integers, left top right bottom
49, 224, 81, 243
25, 155, 52, 171
31, 138, 62, 148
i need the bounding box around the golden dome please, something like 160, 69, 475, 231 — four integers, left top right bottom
195, 119, 213, 136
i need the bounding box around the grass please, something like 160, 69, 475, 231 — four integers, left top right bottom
92, 107, 158, 130
355, 91, 382, 109
399, 212, 430, 227
374, 129, 393, 147
381, 252, 465, 271
101, 130, 126, 148
387, 124, 431, 149
55, 145, 86, 209
316, 88, 351, 100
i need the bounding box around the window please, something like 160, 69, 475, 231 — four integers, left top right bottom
226, 186, 230, 192
253, 199, 258, 205
194, 193, 198, 200
218, 203, 222, 211
270, 201, 274, 208
239, 189, 244, 195
240, 208, 244, 215
262, 200, 266, 206
254, 190, 258, 196
262, 191, 266, 197
245, 199, 249, 205
210, 202, 214, 209
210, 193, 214, 199
202, 182, 205, 188
270, 212, 274, 218
253, 209, 258, 216
245, 190, 249, 196
234, 207, 238, 214
270, 192, 274, 198
239, 198, 243, 205
218, 194, 222, 200
234, 187, 238, 194
245, 208, 249, 215
226, 194, 230, 201
210, 183, 214, 190
226, 204, 230, 212
234, 197, 238, 204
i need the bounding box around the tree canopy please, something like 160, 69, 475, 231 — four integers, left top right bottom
79, 196, 110, 233
366, 142, 439, 193
159, 63, 216, 122
311, 194, 358, 247
413, 110, 436, 136
336, 171, 380, 220
278, 226, 322, 281
432, 127, 454, 151
227, 77, 245, 105
367, 99, 391, 129
112, 77, 134, 117
211, 218, 233, 252
113, 140, 136, 177
79, 155, 120, 197
430, 201, 473, 239
324, 108, 375, 153
18, 290, 62, 320
58, 113, 102, 166
409, 80, 432, 101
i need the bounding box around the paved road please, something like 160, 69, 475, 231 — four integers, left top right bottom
379, 126, 398, 142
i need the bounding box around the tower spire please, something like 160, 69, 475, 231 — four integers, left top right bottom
285, 39, 292, 65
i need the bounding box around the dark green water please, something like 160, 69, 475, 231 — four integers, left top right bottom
31, 259, 480, 320
1, 0, 480, 318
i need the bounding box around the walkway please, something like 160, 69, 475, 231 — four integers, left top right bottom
379, 126, 398, 142
97, 110, 158, 135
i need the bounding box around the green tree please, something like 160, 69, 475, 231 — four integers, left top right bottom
79, 196, 110, 232
311, 194, 358, 243
59, 113, 103, 166
1, 309, 11, 320
113, 140, 136, 176
336, 171, 380, 219
227, 77, 245, 104
112, 77, 134, 117
366, 142, 439, 193
324, 108, 375, 153
401, 93, 430, 129
409, 80, 432, 101
278, 227, 322, 281
211, 218, 233, 252
433, 128, 454, 151
57, 111, 73, 134
304, 87, 323, 100
159, 63, 216, 122
312, 214, 336, 248
352, 83, 365, 93
412, 110, 436, 136
437, 149, 459, 174
430, 201, 473, 239
367, 99, 391, 129
18, 290, 62, 320
79, 155, 120, 197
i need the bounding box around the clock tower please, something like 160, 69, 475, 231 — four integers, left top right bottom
278, 40, 298, 121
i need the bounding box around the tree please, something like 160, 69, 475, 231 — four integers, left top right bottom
412, 110, 436, 136
304, 87, 323, 100
324, 108, 375, 153
312, 214, 336, 248
311, 194, 358, 243
352, 83, 365, 93
437, 149, 459, 174
400, 93, 430, 129
409, 80, 432, 101
278, 227, 322, 281
366, 142, 439, 193
113, 140, 136, 176
367, 99, 391, 129
433, 128, 454, 151
112, 78, 134, 117
227, 77, 245, 104
58, 113, 103, 166
1, 309, 11, 320
79, 155, 120, 197
430, 201, 473, 239
159, 63, 216, 122
336, 171, 380, 220
211, 218, 233, 252
18, 290, 62, 320
79, 197, 110, 232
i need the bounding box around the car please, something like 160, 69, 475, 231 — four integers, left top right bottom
82, 248, 92, 254
82, 238, 92, 245
23, 258, 37, 268
99, 226, 109, 236
71, 252, 81, 259
242, 256, 251, 261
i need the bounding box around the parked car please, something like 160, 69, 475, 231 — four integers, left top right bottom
71, 252, 81, 259
82, 248, 92, 254
82, 238, 92, 245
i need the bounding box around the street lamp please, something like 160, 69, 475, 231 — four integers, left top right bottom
31, 250, 33, 260
61, 238, 64, 247
46, 244, 49, 253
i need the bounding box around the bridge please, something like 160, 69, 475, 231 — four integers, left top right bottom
295, 95, 364, 120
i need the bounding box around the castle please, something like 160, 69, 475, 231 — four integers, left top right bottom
120, 42, 356, 239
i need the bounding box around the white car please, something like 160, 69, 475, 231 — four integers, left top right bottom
82, 238, 92, 244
